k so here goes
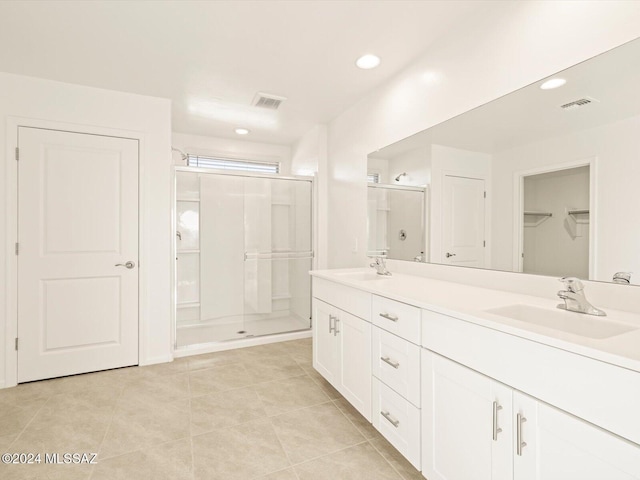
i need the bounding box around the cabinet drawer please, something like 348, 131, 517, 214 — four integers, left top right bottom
372, 377, 421, 469
372, 327, 420, 407
372, 295, 420, 343
313, 277, 371, 320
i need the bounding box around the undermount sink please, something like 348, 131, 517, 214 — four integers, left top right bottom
333, 271, 391, 281
485, 304, 637, 339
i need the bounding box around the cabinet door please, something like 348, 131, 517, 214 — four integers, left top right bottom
422, 350, 512, 480
514, 392, 640, 480
337, 310, 372, 419
312, 299, 339, 385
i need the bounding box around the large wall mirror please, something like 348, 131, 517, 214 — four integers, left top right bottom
367, 37, 640, 286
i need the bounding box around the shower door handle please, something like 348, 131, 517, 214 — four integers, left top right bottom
115, 261, 136, 269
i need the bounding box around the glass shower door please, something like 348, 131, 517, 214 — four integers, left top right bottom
175, 170, 312, 348
242, 177, 312, 338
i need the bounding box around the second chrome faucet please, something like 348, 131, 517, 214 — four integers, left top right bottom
557, 276, 606, 316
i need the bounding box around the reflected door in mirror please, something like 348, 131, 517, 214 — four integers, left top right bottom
442, 175, 485, 267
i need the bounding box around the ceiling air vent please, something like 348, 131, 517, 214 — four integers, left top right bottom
252, 92, 287, 110
560, 96, 599, 110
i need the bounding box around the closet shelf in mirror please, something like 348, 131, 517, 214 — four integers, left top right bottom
524, 211, 553, 217
177, 249, 200, 254
568, 209, 589, 216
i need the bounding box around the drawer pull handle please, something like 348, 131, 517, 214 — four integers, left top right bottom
381, 411, 400, 428
516, 413, 527, 456
380, 356, 400, 369
379, 313, 398, 322
492, 401, 503, 441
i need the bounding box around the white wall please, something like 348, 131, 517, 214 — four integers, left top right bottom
367, 157, 389, 184
172, 132, 292, 174
291, 125, 328, 268
0, 72, 172, 387
491, 114, 640, 284
388, 147, 431, 186
325, 1, 640, 271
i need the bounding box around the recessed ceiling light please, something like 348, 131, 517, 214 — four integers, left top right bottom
356, 54, 381, 70
235, 128, 250, 135
540, 78, 566, 90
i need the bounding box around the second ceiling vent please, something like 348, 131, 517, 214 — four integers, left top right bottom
560, 96, 599, 110
253, 92, 287, 110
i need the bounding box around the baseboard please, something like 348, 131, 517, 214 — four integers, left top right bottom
138, 354, 175, 366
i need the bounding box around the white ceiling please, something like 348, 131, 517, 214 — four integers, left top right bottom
0, 0, 493, 145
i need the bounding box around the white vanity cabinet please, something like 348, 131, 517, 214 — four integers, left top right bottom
310, 270, 640, 480
312, 278, 372, 418
421, 350, 513, 480
422, 349, 640, 480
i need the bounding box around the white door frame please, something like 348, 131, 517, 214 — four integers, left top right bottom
4, 116, 149, 388
512, 156, 598, 277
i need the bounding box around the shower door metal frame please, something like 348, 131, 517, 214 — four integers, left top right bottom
171, 166, 315, 351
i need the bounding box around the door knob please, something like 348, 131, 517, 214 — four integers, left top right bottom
445, 252, 456, 258
115, 261, 136, 269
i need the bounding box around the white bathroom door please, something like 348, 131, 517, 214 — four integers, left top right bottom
17, 127, 139, 382
442, 175, 485, 267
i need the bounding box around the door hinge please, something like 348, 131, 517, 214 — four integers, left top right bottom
15, 338, 18, 351
15, 147, 19, 161
484, 191, 487, 199
483, 240, 486, 247
15, 242, 19, 255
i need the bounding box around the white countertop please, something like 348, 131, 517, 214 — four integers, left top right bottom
311, 268, 640, 374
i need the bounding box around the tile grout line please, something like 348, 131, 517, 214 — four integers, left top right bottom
4, 393, 52, 452
329, 398, 407, 480
265, 415, 298, 479
88, 382, 128, 480
190, 396, 335, 441
366, 437, 411, 480
187, 372, 196, 480
288, 440, 370, 471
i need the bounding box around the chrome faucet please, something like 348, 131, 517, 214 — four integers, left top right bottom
557, 277, 606, 316
369, 256, 391, 276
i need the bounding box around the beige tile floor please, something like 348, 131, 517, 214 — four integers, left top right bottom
0, 338, 423, 480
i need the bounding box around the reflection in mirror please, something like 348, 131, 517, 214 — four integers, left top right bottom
521, 165, 590, 278
367, 37, 640, 285
367, 146, 428, 262
367, 184, 427, 261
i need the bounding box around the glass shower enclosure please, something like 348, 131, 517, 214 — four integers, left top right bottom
174, 169, 313, 349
